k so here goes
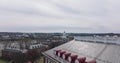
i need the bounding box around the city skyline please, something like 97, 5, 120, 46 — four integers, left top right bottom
0, 0, 120, 33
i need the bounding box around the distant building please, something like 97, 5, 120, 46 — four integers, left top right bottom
2, 40, 48, 63
62, 31, 67, 39
1, 35, 10, 39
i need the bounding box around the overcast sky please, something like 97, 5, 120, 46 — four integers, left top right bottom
0, 0, 120, 33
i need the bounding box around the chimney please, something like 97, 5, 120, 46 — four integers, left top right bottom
68, 55, 78, 63
58, 51, 66, 57
62, 53, 71, 60
54, 50, 61, 56
75, 57, 86, 63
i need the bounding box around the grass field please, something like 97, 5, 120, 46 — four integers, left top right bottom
0, 59, 8, 63
0, 50, 7, 63
36, 57, 44, 63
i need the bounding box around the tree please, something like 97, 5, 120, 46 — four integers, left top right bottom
11, 52, 27, 63
26, 49, 41, 63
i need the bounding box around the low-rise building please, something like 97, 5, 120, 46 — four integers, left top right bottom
2, 40, 48, 63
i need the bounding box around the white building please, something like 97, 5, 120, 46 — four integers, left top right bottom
62, 31, 67, 39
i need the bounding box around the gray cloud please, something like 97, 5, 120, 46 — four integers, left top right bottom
0, 25, 111, 33
0, 0, 120, 33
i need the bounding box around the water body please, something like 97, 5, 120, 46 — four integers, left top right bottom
74, 36, 120, 44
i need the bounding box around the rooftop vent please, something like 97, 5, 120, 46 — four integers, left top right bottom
68, 55, 78, 63
53, 50, 96, 63
63, 53, 71, 60
75, 57, 86, 63
58, 51, 66, 57
54, 50, 61, 56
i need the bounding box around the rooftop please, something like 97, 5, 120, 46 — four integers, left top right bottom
43, 40, 120, 63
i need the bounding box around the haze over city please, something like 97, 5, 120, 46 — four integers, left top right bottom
0, 0, 120, 33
